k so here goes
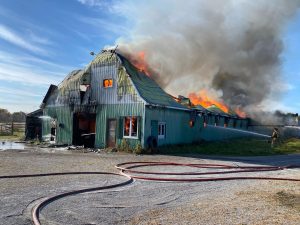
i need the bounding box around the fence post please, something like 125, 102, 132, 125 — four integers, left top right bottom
11, 121, 14, 135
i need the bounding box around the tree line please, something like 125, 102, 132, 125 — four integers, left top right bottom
0, 108, 26, 123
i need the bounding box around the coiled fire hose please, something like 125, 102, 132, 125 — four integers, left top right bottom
1, 162, 299, 225
116, 162, 300, 182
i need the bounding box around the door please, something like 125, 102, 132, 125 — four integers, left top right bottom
73, 113, 96, 147
107, 119, 117, 147
151, 120, 158, 138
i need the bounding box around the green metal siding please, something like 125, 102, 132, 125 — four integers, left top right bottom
145, 107, 254, 145
95, 103, 144, 148
201, 117, 250, 141
144, 107, 203, 146
208, 115, 215, 125
201, 126, 249, 140
42, 106, 73, 145
228, 118, 234, 128
241, 119, 249, 129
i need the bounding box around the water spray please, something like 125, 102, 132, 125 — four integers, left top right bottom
206, 125, 271, 138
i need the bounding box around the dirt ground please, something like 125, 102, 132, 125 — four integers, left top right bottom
0, 146, 299, 225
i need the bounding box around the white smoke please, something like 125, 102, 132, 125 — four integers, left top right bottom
114, 0, 300, 113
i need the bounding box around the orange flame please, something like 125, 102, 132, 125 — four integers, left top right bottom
235, 107, 247, 118
188, 90, 229, 113
188, 90, 247, 118
131, 51, 151, 76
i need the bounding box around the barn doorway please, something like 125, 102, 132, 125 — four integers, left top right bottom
107, 119, 117, 148
73, 113, 96, 148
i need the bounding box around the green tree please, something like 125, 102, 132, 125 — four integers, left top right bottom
12, 112, 26, 122
0, 108, 12, 122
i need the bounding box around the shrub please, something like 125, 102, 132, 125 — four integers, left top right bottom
134, 143, 143, 154
118, 139, 132, 153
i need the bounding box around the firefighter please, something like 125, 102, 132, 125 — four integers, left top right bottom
271, 128, 279, 148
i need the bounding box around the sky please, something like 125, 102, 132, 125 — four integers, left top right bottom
0, 0, 299, 113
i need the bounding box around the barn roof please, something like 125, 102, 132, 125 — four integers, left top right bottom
191, 104, 207, 112
206, 105, 229, 116
26, 108, 43, 117
41, 84, 57, 106
117, 53, 190, 111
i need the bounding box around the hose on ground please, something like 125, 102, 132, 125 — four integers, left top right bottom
0, 172, 133, 225
0, 161, 299, 225
116, 161, 300, 182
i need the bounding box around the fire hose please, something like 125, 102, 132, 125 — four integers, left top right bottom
0, 172, 133, 225
0, 162, 300, 225
116, 161, 300, 182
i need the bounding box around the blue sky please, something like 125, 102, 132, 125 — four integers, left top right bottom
0, 0, 299, 113
281, 10, 300, 113
0, 0, 124, 112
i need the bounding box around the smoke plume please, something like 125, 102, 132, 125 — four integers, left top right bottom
116, 0, 300, 113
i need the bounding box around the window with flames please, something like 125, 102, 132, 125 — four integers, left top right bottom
123, 116, 138, 138
103, 79, 113, 88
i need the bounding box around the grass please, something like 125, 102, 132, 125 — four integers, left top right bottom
159, 138, 300, 156
0, 131, 25, 141
276, 191, 300, 211
274, 138, 300, 154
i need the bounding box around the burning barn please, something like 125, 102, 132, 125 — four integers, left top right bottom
34, 50, 251, 149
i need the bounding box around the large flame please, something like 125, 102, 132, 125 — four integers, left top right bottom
130, 51, 151, 76
188, 90, 247, 118
188, 90, 229, 113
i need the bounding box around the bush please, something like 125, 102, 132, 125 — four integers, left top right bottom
118, 139, 132, 153
134, 143, 143, 154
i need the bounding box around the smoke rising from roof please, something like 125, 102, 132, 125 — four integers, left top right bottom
117, 0, 300, 113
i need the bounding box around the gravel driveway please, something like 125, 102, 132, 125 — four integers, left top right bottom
0, 146, 299, 225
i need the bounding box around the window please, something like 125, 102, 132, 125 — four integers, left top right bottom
203, 115, 208, 128
103, 79, 113, 88
215, 116, 219, 126
224, 117, 229, 128
123, 116, 138, 138
189, 120, 195, 127
233, 119, 237, 128
158, 122, 166, 139
240, 120, 243, 128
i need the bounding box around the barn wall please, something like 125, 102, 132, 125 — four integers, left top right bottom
90, 63, 143, 105
42, 106, 73, 145
200, 126, 251, 140
144, 107, 254, 146
144, 107, 203, 146
95, 103, 144, 148
200, 118, 251, 141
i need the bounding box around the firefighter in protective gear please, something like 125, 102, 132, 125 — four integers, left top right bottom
271, 128, 279, 148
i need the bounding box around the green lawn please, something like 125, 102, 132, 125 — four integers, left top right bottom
159, 138, 300, 156
0, 131, 25, 141
274, 138, 300, 154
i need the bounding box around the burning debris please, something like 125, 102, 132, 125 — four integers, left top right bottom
188, 90, 229, 114
171, 91, 246, 118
